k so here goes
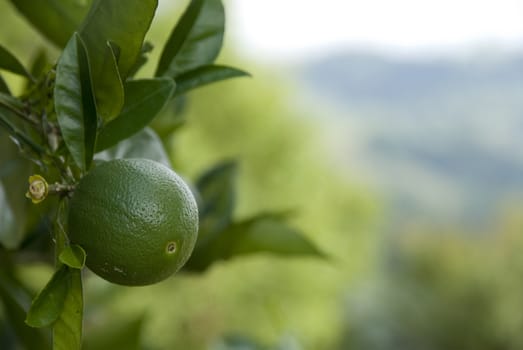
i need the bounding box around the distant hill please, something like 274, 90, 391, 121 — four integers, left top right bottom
299, 51, 523, 227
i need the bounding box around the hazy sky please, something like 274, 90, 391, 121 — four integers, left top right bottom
228, 0, 523, 61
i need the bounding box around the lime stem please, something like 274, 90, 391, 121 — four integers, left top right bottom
48, 183, 76, 196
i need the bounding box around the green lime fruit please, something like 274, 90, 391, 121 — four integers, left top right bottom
68, 158, 199, 286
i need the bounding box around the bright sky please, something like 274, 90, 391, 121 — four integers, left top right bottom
228, 0, 523, 61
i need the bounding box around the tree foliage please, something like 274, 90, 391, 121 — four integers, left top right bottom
0, 1, 324, 348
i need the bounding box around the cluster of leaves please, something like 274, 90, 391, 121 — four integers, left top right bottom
0, 0, 323, 349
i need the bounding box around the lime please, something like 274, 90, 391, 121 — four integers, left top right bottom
67, 158, 198, 286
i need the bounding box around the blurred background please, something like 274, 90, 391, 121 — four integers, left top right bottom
2, 0, 523, 349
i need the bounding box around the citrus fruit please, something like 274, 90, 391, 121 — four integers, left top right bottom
67, 158, 199, 286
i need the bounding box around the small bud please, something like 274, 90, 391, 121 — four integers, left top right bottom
26, 175, 48, 204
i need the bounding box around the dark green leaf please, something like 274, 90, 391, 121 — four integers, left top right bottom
95, 128, 171, 168
94, 41, 124, 123
175, 65, 250, 96
25, 266, 70, 328
0, 267, 51, 350
28, 49, 49, 79
186, 212, 324, 271
79, 0, 158, 82
0, 45, 33, 80
0, 109, 44, 156
0, 75, 10, 94
25, 49, 50, 92
0, 129, 33, 249
83, 314, 145, 350
96, 78, 175, 152
52, 269, 83, 350
149, 98, 186, 140
0, 92, 26, 114
156, 0, 224, 77
196, 161, 237, 244
55, 33, 98, 171
9, 0, 91, 48
59, 245, 86, 269
230, 215, 326, 258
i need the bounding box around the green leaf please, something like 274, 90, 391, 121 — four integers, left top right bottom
25, 266, 70, 328
196, 161, 237, 244
156, 0, 225, 77
52, 269, 83, 350
0, 106, 37, 249
0, 91, 26, 114
149, 97, 187, 140
96, 78, 175, 152
0, 131, 33, 249
0, 45, 33, 80
95, 128, 171, 168
0, 75, 10, 94
55, 33, 98, 171
59, 245, 86, 269
94, 41, 124, 123
79, 0, 158, 82
174, 65, 250, 96
230, 214, 326, 258
0, 108, 44, 156
8, 0, 91, 48
186, 212, 324, 271
0, 268, 51, 350
0, 184, 19, 249
127, 42, 154, 78
28, 49, 49, 79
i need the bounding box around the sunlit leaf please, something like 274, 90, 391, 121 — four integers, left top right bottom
25, 266, 70, 328
59, 245, 86, 269
8, 0, 91, 48
156, 0, 224, 77
195, 161, 237, 244
96, 78, 175, 152
52, 269, 83, 350
174, 65, 250, 96
0, 45, 33, 80
95, 128, 171, 168
55, 33, 98, 171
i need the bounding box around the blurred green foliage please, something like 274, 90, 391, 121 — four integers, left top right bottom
340, 210, 523, 350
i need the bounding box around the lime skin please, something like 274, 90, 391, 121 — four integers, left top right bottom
68, 158, 199, 286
